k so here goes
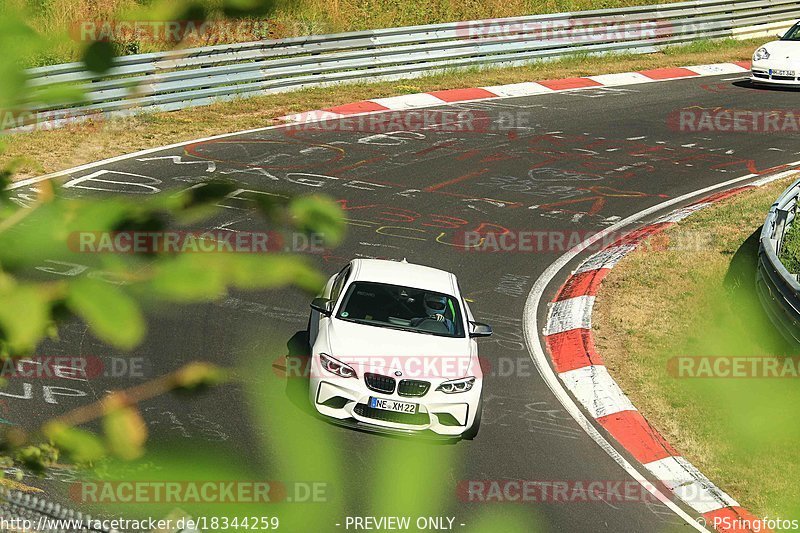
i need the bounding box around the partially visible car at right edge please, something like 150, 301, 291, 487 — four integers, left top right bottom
751, 21, 800, 86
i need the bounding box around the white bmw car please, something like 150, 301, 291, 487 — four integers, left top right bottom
751, 22, 800, 85
307, 258, 492, 439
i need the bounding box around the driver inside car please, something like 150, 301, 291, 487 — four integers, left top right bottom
411, 293, 456, 335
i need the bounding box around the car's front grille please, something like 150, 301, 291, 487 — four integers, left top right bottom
353, 403, 429, 425
752, 71, 769, 79
397, 379, 430, 397
364, 372, 396, 394
773, 74, 796, 81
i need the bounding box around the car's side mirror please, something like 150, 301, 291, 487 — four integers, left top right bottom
777, 33, 785, 39
310, 297, 333, 316
469, 321, 493, 337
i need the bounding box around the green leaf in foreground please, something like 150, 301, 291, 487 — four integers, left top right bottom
67, 278, 145, 349
43, 422, 105, 464
289, 195, 345, 247
81, 40, 116, 74
222, 0, 277, 18
148, 254, 325, 301
103, 395, 148, 461
147, 254, 227, 301
171, 361, 228, 393
0, 284, 50, 353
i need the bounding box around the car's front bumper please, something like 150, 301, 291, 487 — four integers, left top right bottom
311, 376, 481, 438
751, 61, 800, 85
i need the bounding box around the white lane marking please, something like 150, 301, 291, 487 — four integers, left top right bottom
684, 64, 749, 76
587, 72, 653, 86
544, 296, 594, 335
574, 245, 637, 274
481, 82, 554, 97
750, 166, 800, 187
559, 365, 637, 418
523, 169, 800, 532
644, 456, 739, 515
653, 202, 711, 224
370, 93, 447, 110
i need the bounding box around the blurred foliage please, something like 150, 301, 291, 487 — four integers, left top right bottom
0, 2, 540, 532
0, 0, 348, 489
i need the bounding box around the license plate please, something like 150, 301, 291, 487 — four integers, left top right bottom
369, 397, 417, 414
771, 69, 795, 77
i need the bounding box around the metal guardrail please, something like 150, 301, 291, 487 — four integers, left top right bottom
11, 0, 800, 128
0, 488, 117, 532
757, 177, 800, 346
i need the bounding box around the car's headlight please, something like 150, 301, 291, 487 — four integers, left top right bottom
753, 47, 771, 61
436, 376, 476, 394
319, 353, 357, 378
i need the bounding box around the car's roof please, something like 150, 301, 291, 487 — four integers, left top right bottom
349, 259, 458, 295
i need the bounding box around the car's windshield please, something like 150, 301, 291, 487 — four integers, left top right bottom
781, 24, 800, 41
336, 281, 465, 338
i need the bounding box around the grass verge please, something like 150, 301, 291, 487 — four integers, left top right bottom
779, 211, 800, 273
592, 175, 800, 518
1, 37, 759, 182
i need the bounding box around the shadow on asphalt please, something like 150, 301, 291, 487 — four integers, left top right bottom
733, 79, 800, 92
283, 329, 316, 417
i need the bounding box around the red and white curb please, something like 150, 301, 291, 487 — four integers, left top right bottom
278, 62, 751, 122
543, 172, 798, 532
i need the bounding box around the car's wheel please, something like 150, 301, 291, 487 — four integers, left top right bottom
462, 397, 482, 440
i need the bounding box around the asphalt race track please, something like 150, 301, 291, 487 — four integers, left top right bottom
4, 73, 798, 532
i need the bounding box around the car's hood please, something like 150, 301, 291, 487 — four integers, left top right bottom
761, 40, 800, 58
324, 318, 476, 378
